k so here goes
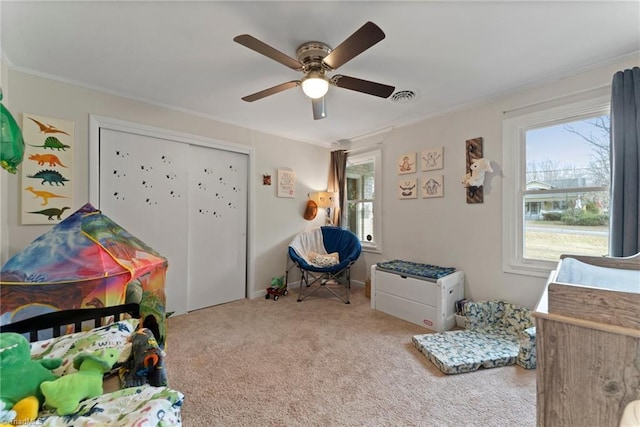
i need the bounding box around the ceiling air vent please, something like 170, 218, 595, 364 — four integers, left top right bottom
391, 90, 416, 103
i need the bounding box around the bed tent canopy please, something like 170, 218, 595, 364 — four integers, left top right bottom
0, 203, 168, 345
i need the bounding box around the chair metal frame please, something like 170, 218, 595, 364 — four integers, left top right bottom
288, 257, 355, 304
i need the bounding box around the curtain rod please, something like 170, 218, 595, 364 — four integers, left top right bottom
502, 84, 610, 116
341, 142, 383, 154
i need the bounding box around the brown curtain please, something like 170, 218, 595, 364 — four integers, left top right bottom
328, 150, 347, 227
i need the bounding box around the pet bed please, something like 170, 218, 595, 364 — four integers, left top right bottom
412, 300, 536, 374
1, 303, 184, 426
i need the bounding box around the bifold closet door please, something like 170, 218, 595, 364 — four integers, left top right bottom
98, 127, 248, 315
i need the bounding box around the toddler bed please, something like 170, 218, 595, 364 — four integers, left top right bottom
0, 303, 184, 426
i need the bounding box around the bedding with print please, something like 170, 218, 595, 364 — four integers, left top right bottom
29, 319, 138, 376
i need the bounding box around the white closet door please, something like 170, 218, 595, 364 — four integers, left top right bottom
187, 145, 247, 310
98, 126, 248, 315
99, 128, 190, 315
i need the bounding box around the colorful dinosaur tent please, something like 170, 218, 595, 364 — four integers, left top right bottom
0, 203, 168, 345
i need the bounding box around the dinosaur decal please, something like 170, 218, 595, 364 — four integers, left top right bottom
28, 153, 68, 167
28, 136, 70, 151
27, 207, 70, 220
27, 169, 69, 186
27, 117, 70, 136
24, 186, 68, 206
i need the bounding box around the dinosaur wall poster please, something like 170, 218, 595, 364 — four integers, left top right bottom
20, 114, 74, 225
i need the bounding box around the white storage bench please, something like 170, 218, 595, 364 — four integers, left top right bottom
370, 260, 464, 332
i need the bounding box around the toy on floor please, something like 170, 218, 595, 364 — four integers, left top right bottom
40, 348, 121, 416
120, 326, 167, 388
0, 333, 62, 424
265, 276, 288, 301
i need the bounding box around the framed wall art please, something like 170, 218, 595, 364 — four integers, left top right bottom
398, 178, 417, 199
21, 114, 74, 224
277, 169, 296, 198
421, 147, 444, 171
397, 152, 416, 175
422, 174, 444, 198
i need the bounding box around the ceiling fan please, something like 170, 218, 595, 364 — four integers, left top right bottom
233, 21, 395, 120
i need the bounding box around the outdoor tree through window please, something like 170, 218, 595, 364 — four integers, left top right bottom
524, 115, 610, 261
502, 94, 610, 276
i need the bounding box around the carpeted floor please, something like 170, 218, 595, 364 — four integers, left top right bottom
166, 286, 536, 426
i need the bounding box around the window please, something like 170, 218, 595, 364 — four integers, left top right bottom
345, 150, 382, 252
503, 94, 611, 276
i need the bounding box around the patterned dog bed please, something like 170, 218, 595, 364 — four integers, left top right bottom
412, 300, 536, 374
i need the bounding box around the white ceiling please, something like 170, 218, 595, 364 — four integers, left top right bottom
1, 1, 639, 146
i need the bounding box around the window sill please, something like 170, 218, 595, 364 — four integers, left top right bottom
361, 244, 382, 254
502, 259, 556, 278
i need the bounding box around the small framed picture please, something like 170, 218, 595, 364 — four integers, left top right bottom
397, 152, 416, 175
421, 147, 444, 171
277, 169, 296, 198
422, 175, 444, 198
398, 178, 417, 199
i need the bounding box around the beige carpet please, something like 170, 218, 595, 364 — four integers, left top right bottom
166, 286, 536, 427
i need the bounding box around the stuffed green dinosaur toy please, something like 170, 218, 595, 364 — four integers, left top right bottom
0, 333, 62, 424
40, 348, 121, 416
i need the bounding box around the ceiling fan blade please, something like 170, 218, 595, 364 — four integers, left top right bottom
322, 22, 386, 70
234, 34, 303, 71
312, 97, 327, 120
332, 75, 395, 98
241, 81, 301, 102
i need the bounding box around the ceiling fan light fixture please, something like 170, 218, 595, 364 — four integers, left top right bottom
301, 71, 329, 99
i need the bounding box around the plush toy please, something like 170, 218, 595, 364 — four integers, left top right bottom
120, 327, 167, 388
0, 333, 62, 424
40, 348, 120, 416
461, 158, 493, 188
0, 396, 39, 427
0, 89, 25, 174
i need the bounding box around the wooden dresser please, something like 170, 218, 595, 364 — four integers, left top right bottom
533, 254, 640, 427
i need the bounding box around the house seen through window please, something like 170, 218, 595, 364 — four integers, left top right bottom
524, 115, 610, 261
502, 94, 610, 276
345, 150, 381, 252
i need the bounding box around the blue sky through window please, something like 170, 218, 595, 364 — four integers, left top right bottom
526, 116, 609, 170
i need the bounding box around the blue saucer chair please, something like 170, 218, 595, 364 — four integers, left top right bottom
287, 226, 362, 303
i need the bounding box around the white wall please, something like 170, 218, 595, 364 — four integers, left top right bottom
2, 69, 330, 300
253, 132, 329, 295
347, 56, 638, 309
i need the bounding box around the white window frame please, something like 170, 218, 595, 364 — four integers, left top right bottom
502, 94, 610, 277
345, 149, 382, 253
